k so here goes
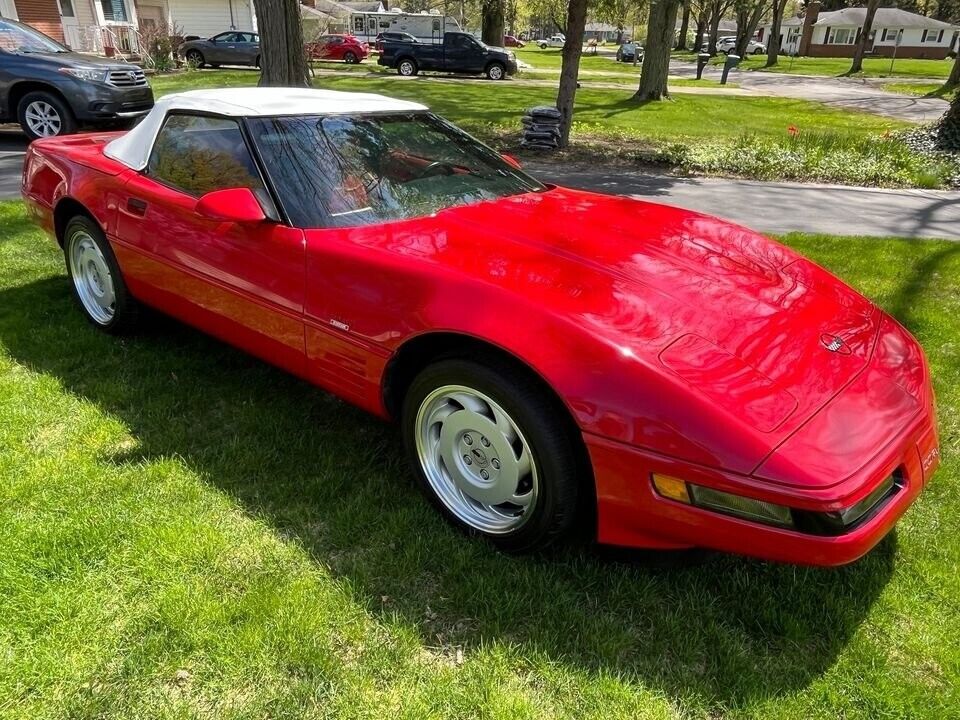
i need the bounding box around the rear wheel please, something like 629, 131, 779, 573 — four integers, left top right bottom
185, 49, 205, 67
485, 62, 505, 80
17, 91, 75, 141
63, 216, 139, 333
397, 58, 418, 76
402, 358, 581, 553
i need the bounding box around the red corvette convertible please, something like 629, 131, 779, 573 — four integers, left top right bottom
22, 88, 939, 565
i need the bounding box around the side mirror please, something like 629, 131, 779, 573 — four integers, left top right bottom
501, 153, 523, 170
196, 187, 266, 223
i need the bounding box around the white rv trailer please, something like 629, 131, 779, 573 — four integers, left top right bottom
350, 9, 463, 44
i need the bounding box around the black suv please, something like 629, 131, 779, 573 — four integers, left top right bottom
0, 18, 153, 140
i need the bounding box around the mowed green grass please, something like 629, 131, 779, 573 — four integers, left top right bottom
2, 195, 960, 718
155, 70, 904, 141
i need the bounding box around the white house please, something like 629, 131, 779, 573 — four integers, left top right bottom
761, 5, 959, 59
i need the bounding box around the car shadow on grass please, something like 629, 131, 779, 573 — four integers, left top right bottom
0, 275, 897, 713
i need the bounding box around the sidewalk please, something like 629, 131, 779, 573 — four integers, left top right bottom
525, 161, 960, 240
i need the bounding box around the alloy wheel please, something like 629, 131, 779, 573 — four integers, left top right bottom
24, 100, 62, 137
415, 385, 538, 534
68, 229, 115, 325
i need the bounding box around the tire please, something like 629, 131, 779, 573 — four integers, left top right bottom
185, 49, 204, 67
63, 215, 140, 333
344, 51, 357, 64
397, 58, 418, 76
616, 50, 623, 61
485, 62, 505, 80
17, 91, 76, 141
539, 42, 547, 49
753, 47, 764, 55
402, 358, 581, 553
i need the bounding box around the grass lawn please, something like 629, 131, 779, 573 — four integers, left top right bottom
515, 47, 642, 75
2, 199, 960, 718
711, 54, 956, 79
882, 82, 959, 99
154, 70, 902, 142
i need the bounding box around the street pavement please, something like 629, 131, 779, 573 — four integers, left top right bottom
2, 129, 957, 240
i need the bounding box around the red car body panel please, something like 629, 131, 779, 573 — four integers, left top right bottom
22, 132, 938, 566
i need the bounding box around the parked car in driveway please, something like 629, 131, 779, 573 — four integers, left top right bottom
179, 31, 260, 68
538, 34, 565, 48
375, 31, 417, 52
503, 35, 524, 47
616, 41, 643, 62
307, 34, 369, 63
0, 17, 153, 140
716, 37, 766, 55
379, 31, 516, 79
21, 86, 939, 565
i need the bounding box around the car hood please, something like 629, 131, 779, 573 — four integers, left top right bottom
431, 186, 883, 470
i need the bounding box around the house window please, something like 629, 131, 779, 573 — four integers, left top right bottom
881, 28, 903, 42
921, 29, 944, 43
99, 0, 128, 22
827, 27, 854, 44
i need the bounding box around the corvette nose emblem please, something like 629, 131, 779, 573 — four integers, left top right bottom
820, 334, 846, 353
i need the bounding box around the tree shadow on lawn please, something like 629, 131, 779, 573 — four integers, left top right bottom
0, 276, 898, 713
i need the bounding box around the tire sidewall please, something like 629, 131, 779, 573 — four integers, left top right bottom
398, 59, 416, 75
486, 62, 504, 80
17, 91, 75, 141
344, 51, 357, 64
186, 50, 204, 66
402, 359, 579, 553
63, 215, 135, 334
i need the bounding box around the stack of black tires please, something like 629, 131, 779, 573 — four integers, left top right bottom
520, 106, 562, 150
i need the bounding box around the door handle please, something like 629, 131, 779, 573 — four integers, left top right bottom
127, 198, 147, 216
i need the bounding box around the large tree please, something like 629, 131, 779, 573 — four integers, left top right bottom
254, 0, 309, 86
676, 0, 692, 49
733, 0, 767, 58
706, 0, 733, 54
947, 50, 960, 88
937, 89, 960, 151
849, 0, 880, 74
635, 0, 682, 100
556, 0, 589, 146
765, 0, 789, 66
482, 0, 506, 45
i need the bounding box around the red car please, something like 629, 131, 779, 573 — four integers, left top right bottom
22, 88, 939, 566
503, 35, 524, 48
306, 34, 369, 63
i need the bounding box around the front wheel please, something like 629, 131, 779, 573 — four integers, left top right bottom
17, 91, 76, 140
485, 62, 505, 80
402, 359, 581, 553
753, 47, 764, 55
63, 215, 140, 333
539, 42, 547, 49
397, 58, 418, 76
344, 51, 358, 64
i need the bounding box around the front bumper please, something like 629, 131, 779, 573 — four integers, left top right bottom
588, 399, 937, 566
66, 80, 154, 123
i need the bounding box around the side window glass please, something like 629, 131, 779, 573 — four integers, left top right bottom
147, 114, 265, 198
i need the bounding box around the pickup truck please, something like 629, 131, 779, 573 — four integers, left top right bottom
378, 32, 517, 80
537, 34, 566, 49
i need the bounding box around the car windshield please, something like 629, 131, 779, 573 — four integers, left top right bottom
249, 113, 545, 229
0, 19, 68, 53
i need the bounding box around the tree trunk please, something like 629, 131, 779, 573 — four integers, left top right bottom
734, 0, 765, 59
556, 0, 588, 147
765, 0, 788, 67
482, 0, 505, 46
849, 0, 879, 74
635, 0, 681, 100
255, 0, 309, 87
693, 13, 707, 52
937, 91, 960, 151
675, 0, 691, 50
947, 51, 960, 88
707, 2, 723, 55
